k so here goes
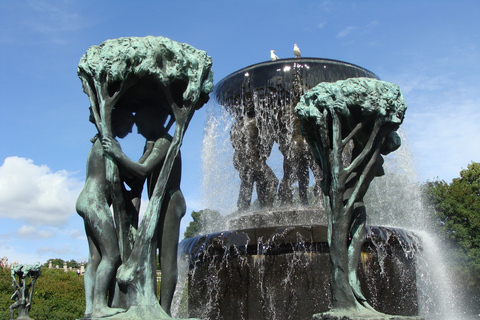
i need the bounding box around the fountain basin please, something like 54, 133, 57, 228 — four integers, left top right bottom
180, 224, 420, 320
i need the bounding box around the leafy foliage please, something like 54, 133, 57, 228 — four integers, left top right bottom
43, 258, 84, 269
423, 162, 480, 301
0, 267, 85, 320
184, 209, 224, 239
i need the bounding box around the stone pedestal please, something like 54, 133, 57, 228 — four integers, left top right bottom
14, 316, 34, 320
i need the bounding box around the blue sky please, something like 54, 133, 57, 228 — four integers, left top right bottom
0, 0, 479, 264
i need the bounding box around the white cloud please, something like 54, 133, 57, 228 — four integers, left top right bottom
69, 228, 86, 241
38, 229, 55, 239
337, 26, 359, 38
37, 245, 73, 256
26, 0, 85, 34
0, 232, 12, 241
392, 73, 451, 95
16, 225, 55, 239
16, 225, 36, 237
388, 71, 480, 182
319, 0, 334, 12
0, 157, 82, 226
407, 100, 480, 182
336, 21, 378, 39
0, 246, 43, 265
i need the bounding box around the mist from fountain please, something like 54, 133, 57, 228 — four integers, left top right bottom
201, 104, 237, 219
363, 130, 469, 319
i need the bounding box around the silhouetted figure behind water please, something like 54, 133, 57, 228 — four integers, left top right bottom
231, 110, 278, 210
223, 60, 327, 211
277, 109, 323, 206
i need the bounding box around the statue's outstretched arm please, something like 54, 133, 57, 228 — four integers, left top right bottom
102, 137, 169, 178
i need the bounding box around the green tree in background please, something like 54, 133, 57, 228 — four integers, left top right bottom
423, 162, 480, 307
184, 209, 223, 239
43, 258, 84, 269
0, 267, 84, 320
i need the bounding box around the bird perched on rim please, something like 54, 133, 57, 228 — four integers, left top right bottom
293, 44, 301, 58
270, 50, 279, 61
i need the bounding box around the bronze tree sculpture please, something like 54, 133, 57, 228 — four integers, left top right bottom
295, 77, 407, 319
77, 36, 213, 319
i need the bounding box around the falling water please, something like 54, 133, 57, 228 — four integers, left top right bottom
180, 111, 474, 319
201, 105, 238, 218
175, 57, 475, 318
366, 130, 470, 319
200, 94, 319, 229
171, 255, 190, 318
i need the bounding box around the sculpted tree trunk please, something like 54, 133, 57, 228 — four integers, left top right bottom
77, 36, 213, 319
295, 78, 407, 318
9, 263, 41, 320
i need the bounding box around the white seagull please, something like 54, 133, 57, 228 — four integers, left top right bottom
270, 50, 279, 61
293, 44, 301, 58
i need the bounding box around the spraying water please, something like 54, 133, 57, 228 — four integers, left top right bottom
366, 130, 469, 319
186, 108, 472, 319
176, 58, 473, 319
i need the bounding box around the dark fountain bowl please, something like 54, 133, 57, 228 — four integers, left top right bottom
214, 57, 379, 108
180, 224, 421, 320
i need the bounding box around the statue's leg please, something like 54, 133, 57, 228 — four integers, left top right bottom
278, 158, 294, 206
238, 170, 254, 210
84, 221, 100, 317
256, 162, 278, 207
297, 157, 310, 205
159, 189, 186, 315
348, 203, 376, 311
9, 300, 21, 320
82, 203, 125, 318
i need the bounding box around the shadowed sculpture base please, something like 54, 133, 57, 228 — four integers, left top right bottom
312, 312, 424, 320
81, 306, 200, 320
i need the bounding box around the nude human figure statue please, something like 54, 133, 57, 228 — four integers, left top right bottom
102, 106, 185, 315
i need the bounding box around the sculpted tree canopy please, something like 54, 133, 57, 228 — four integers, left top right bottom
9, 263, 42, 320
295, 77, 407, 318
77, 36, 213, 319
78, 36, 213, 103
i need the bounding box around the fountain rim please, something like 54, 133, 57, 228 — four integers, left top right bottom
213, 57, 380, 103
179, 224, 421, 264
217, 57, 380, 82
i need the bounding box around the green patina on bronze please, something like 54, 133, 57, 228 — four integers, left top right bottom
9, 263, 42, 320
76, 36, 213, 319
295, 78, 412, 319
